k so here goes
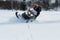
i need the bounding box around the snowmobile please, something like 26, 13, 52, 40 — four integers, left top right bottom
15, 10, 36, 23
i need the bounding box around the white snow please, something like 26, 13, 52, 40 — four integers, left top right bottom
0, 9, 60, 40
50, 0, 56, 3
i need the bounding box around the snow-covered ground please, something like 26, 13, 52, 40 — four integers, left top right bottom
0, 9, 60, 40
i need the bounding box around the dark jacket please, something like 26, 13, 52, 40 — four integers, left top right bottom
34, 6, 41, 17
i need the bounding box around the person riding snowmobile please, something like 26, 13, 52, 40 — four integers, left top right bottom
15, 3, 41, 22
32, 3, 41, 18
22, 3, 41, 20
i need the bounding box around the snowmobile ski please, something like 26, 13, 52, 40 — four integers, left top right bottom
15, 12, 19, 19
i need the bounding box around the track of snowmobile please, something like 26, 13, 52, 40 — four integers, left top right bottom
0, 9, 60, 40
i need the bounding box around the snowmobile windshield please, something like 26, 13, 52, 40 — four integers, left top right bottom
30, 8, 37, 16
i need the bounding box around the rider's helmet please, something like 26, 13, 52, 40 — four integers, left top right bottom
33, 3, 39, 9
